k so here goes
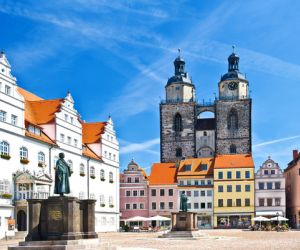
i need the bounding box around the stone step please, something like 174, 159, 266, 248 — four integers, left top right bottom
14, 231, 27, 240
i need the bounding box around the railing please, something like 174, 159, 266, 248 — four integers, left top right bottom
160, 99, 195, 104
15, 191, 50, 200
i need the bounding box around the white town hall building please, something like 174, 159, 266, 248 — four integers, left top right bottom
0, 52, 120, 238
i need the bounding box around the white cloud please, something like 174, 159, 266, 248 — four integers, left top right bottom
253, 135, 300, 148
120, 138, 160, 154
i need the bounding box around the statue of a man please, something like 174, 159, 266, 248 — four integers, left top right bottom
54, 153, 72, 196
180, 191, 188, 212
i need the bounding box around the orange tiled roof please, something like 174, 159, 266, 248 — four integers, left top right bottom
83, 145, 102, 161
177, 158, 214, 178
82, 122, 106, 144
149, 163, 177, 185
214, 154, 254, 169
138, 166, 148, 179
25, 131, 56, 145
17, 87, 44, 101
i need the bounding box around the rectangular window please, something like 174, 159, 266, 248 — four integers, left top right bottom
194, 190, 199, 197
0, 111, 6, 122
140, 203, 144, 209
200, 164, 208, 171
169, 202, 173, 209
200, 190, 205, 196
264, 170, 268, 175
207, 202, 212, 209
11, 115, 17, 125
227, 171, 232, 179
207, 190, 212, 196
245, 185, 251, 192
60, 134, 65, 142
194, 203, 199, 209
275, 198, 281, 206
28, 125, 35, 133
133, 190, 138, 196
236, 185, 241, 192
67, 136, 71, 144
64, 114, 68, 121
218, 199, 223, 207
34, 127, 40, 135
168, 189, 173, 196
218, 185, 223, 192
186, 191, 191, 197
184, 165, 192, 171
160, 189, 165, 196
267, 198, 272, 206
125, 204, 130, 210
194, 180, 199, 186
187, 203, 191, 209
218, 172, 223, 179
236, 171, 241, 179
126, 191, 130, 197
259, 198, 264, 206
152, 202, 156, 210
245, 198, 250, 206
271, 170, 275, 175
151, 189, 156, 196
236, 199, 241, 207
245, 171, 250, 178
267, 182, 272, 190
132, 204, 137, 209
227, 185, 232, 192
140, 190, 145, 196
127, 177, 131, 183
187, 180, 191, 186
5, 85, 11, 95
179, 180, 184, 186
135, 177, 139, 183
74, 139, 78, 147
227, 199, 232, 207
207, 180, 212, 185
160, 202, 165, 210
201, 202, 205, 209
258, 182, 264, 190
201, 180, 205, 185
70, 117, 74, 124
275, 182, 281, 189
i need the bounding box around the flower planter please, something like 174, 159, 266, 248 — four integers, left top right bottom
91, 175, 96, 179
20, 159, 29, 164
101, 178, 105, 181
0, 154, 11, 160
109, 180, 114, 183
0, 193, 12, 199
38, 162, 44, 167
109, 205, 114, 208
100, 204, 105, 207
80, 173, 85, 177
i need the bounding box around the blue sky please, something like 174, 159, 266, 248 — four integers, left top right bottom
1, 0, 300, 173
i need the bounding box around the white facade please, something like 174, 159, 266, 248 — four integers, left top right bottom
255, 157, 286, 217
0, 52, 119, 238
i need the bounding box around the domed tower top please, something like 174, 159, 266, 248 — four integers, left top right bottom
228, 51, 239, 72
174, 53, 186, 75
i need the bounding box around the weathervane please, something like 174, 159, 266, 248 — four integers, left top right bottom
232, 45, 236, 53
178, 48, 181, 56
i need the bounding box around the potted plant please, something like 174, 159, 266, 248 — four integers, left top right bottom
109, 204, 114, 208
80, 172, 85, 177
38, 162, 44, 167
109, 180, 114, 183
101, 178, 105, 181
20, 158, 29, 164
0, 193, 12, 199
91, 175, 96, 179
100, 203, 105, 207
0, 154, 11, 160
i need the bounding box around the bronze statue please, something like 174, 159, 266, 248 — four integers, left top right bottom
54, 153, 72, 196
180, 191, 188, 212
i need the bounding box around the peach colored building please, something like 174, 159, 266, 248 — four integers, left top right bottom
148, 163, 178, 226
119, 160, 149, 226
285, 150, 300, 228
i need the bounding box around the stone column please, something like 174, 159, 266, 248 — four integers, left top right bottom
25, 199, 42, 241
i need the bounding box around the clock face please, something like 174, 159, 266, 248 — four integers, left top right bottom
228, 81, 238, 90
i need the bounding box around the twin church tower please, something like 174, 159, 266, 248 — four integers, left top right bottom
160, 50, 252, 162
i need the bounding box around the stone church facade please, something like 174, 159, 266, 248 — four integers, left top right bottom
160, 51, 252, 163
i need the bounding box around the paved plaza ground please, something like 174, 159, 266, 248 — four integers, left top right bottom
1, 230, 300, 249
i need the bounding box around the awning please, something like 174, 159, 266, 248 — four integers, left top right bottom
256, 211, 283, 216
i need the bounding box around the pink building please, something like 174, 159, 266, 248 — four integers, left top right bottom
285, 150, 300, 228
148, 163, 178, 226
119, 160, 149, 226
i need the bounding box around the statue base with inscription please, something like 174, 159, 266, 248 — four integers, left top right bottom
8, 196, 100, 249
171, 212, 198, 231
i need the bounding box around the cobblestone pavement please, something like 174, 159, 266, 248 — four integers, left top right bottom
1, 230, 300, 250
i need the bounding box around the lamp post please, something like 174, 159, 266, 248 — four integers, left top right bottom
276, 212, 279, 232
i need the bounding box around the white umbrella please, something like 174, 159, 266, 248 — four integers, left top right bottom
252, 216, 270, 222
125, 216, 149, 222
270, 216, 289, 221
148, 215, 171, 221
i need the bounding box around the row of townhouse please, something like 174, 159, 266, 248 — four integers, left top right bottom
0, 52, 120, 238
120, 154, 286, 229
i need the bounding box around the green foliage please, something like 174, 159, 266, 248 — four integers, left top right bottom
100, 203, 105, 207
1, 193, 12, 199
91, 175, 96, 179
0, 154, 11, 160
101, 178, 105, 181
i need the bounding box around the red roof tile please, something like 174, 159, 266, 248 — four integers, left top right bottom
82, 122, 106, 144
149, 163, 177, 185
214, 154, 254, 169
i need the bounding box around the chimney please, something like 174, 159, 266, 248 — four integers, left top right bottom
293, 149, 298, 160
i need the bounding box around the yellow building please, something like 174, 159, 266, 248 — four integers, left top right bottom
213, 154, 255, 228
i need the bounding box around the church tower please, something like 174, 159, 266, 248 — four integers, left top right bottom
215, 49, 252, 155
160, 53, 196, 162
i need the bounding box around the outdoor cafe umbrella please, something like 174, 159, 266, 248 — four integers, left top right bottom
252, 216, 270, 227
270, 216, 289, 221
125, 216, 149, 222
148, 215, 171, 221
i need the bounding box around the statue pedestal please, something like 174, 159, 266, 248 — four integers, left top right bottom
25, 196, 98, 241
171, 212, 198, 231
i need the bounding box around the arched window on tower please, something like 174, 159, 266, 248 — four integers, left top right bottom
176, 148, 182, 158
174, 113, 183, 132
228, 109, 238, 130
230, 144, 237, 154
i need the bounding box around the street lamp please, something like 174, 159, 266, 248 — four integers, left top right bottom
276, 212, 279, 232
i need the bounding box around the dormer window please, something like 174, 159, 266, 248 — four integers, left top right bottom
27, 124, 41, 135
184, 164, 192, 171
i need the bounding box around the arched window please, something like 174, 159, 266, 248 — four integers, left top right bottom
38, 152, 45, 163
80, 164, 85, 175
100, 169, 105, 180
176, 147, 182, 158
67, 160, 73, 172
109, 172, 113, 183
174, 113, 183, 132
230, 144, 237, 154
0, 141, 9, 155
228, 109, 238, 130
90, 166, 95, 177
20, 147, 28, 160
